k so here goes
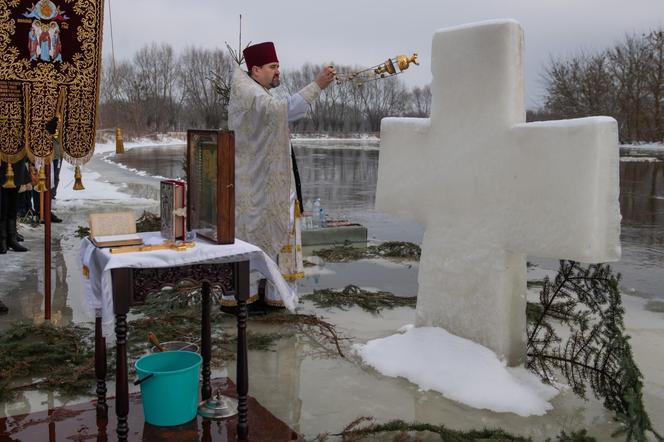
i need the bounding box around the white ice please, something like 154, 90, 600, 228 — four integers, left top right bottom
375, 20, 621, 365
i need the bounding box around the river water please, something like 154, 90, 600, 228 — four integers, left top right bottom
113, 139, 664, 300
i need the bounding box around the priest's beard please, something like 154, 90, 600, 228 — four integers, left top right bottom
269, 75, 281, 88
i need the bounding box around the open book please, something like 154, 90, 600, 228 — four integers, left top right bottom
89, 212, 143, 248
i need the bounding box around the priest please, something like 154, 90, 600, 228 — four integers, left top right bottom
225, 42, 334, 310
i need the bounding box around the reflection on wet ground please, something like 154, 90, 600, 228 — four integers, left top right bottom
0, 378, 297, 441
1, 140, 662, 440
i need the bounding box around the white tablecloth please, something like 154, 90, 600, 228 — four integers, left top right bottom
80, 232, 297, 337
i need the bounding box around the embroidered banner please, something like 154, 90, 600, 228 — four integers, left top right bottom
0, 0, 104, 165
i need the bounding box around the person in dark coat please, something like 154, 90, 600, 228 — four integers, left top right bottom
1, 156, 30, 254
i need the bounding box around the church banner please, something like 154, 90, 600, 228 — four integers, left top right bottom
0, 0, 104, 165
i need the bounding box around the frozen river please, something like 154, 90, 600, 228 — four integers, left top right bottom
113, 139, 664, 301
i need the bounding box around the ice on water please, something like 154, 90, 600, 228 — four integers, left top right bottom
375, 20, 621, 366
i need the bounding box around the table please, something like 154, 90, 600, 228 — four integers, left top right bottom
81, 233, 296, 441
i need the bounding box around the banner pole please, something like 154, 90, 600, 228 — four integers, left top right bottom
44, 165, 51, 321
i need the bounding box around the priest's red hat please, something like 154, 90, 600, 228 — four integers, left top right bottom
243, 42, 279, 71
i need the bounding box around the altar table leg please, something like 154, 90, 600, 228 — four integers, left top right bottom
112, 268, 132, 442
201, 281, 212, 400
94, 313, 107, 417
115, 313, 129, 441
235, 260, 250, 440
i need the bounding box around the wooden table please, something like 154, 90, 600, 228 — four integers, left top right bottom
93, 260, 251, 441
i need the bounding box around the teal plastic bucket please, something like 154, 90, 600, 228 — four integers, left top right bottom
135, 351, 202, 426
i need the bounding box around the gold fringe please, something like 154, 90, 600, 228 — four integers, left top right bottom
25, 149, 54, 165
219, 294, 259, 307
0, 151, 28, 166
82, 265, 90, 279
282, 271, 305, 281
73, 165, 84, 190
61, 150, 94, 167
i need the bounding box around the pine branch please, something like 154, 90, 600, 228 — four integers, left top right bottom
527, 261, 574, 347
526, 261, 660, 441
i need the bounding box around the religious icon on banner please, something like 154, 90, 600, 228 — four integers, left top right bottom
0, 0, 104, 174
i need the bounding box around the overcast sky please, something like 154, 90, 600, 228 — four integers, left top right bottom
102, 0, 664, 109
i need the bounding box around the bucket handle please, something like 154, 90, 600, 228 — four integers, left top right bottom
133, 373, 154, 386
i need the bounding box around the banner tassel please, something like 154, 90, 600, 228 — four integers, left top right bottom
73, 166, 85, 190
2, 162, 16, 189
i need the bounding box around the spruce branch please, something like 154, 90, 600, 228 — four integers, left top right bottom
526, 261, 661, 441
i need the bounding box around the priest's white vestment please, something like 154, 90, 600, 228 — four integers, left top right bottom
225, 66, 322, 306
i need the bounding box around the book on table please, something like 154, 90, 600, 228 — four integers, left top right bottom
89, 211, 143, 248
160, 179, 186, 241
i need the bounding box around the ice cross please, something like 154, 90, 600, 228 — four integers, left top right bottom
375, 20, 621, 366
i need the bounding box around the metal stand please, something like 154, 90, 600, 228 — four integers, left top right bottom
198, 396, 239, 419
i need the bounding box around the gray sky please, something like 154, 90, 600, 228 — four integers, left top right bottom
102, 0, 664, 109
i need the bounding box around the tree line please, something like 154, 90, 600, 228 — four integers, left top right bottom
98, 43, 431, 136
538, 29, 664, 143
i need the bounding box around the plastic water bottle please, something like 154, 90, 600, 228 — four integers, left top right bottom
313, 198, 321, 228
318, 201, 326, 228
303, 199, 313, 230
315, 198, 325, 227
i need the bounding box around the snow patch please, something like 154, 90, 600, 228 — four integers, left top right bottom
355, 325, 559, 416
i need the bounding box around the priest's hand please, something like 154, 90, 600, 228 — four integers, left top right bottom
315, 65, 335, 90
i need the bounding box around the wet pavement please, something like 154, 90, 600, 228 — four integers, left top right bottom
0, 378, 297, 441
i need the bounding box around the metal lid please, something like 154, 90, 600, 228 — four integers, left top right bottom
197, 396, 238, 419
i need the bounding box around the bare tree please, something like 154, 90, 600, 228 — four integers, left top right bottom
544, 52, 614, 118
179, 47, 232, 129
132, 43, 181, 132
99, 44, 433, 136
645, 30, 664, 140
409, 85, 431, 117
358, 76, 409, 132
608, 35, 651, 141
